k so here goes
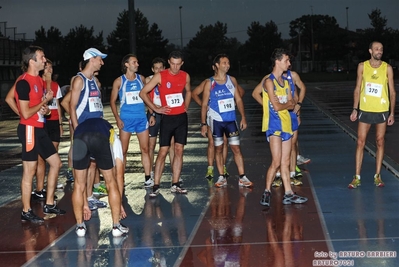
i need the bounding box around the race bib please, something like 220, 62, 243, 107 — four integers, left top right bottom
37, 112, 45, 123
218, 98, 235, 113
365, 82, 382, 98
126, 91, 143, 105
89, 97, 103, 112
165, 93, 183, 107
48, 99, 58, 110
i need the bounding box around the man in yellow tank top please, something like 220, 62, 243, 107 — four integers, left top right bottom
348, 41, 396, 189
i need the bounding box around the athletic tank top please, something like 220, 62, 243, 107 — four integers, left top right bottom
207, 75, 236, 122
261, 73, 292, 135
46, 81, 62, 121
75, 72, 103, 124
118, 74, 146, 118
15, 73, 45, 128
159, 69, 187, 115
360, 61, 389, 112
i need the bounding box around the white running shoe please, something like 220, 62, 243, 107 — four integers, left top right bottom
112, 223, 129, 237
215, 176, 227, 188
238, 176, 253, 187
297, 155, 311, 165
75, 225, 87, 237
144, 178, 154, 188
171, 185, 187, 194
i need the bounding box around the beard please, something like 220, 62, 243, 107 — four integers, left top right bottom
372, 53, 382, 60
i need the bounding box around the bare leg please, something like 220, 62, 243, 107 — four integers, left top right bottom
355, 122, 371, 175
45, 153, 62, 205
35, 155, 46, 191
375, 122, 387, 175
21, 161, 37, 212
136, 130, 151, 176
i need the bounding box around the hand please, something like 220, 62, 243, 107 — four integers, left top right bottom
350, 110, 358, 122
155, 105, 171, 115
44, 89, 54, 102
83, 205, 92, 221
388, 114, 395, 126
240, 118, 247, 131
201, 125, 208, 137
116, 118, 124, 130
149, 116, 156, 126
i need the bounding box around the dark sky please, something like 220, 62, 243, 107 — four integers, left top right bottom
0, 0, 398, 46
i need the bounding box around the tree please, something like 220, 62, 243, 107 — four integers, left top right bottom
60, 25, 104, 84
242, 21, 283, 75
33, 26, 63, 69
289, 14, 346, 70
185, 21, 239, 75
107, 9, 169, 77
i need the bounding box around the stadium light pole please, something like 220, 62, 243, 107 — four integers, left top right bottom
128, 0, 137, 54
179, 6, 183, 49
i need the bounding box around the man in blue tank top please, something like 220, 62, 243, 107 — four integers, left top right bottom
200, 54, 253, 189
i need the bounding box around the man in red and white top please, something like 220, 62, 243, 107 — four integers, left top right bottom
15, 46, 65, 224
140, 51, 191, 197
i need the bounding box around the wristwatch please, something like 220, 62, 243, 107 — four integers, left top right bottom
151, 112, 156, 117
201, 122, 207, 126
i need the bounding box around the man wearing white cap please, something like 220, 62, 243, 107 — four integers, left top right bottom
69, 48, 128, 237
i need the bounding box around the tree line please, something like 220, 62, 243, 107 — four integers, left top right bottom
30, 8, 398, 87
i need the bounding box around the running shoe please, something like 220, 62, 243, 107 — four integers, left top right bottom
93, 184, 108, 196
260, 190, 271, 206
21, 209, 44, 223
66, 169, 74, 182
144, 177, 154, 188
374, 174, 385, 187
171, 185, 188, 194
112, 223, 129, 237
295, 166, 303, 177
43, 204, 66, 215
31, 190, 46, 201
290, 177, 303, 186
215, 176, 227, 188
205, 166, 214, 180
88, 197, 107, 208
282, 193, 308, 205
348, 176, 361, 189
297, 155, 311, 165
272, 177, 282, 187
75, 225, 87, 237
88, 200, 98, 211
149, 187, 160, 198
238, 176, 253, 187
56, 183, 64, 190
224, 166, 230, 178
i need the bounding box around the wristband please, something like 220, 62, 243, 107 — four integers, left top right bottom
201, 122, 207, 126
151, 112, 156, 117
297, 102, 302, 106
353, 108, 358, 111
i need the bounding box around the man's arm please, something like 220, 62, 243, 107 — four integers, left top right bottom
184, 73, 191, 111
291, 71, 306, 114
387, 64, 396, 125
61, 91, 71, 114
110, 77, 123, 129
264, 78, 295, 111
17, 80, 53, 119
350, 62, 364, 122
192, 79, 207, 107
5, 83, 19, 116
69, 75, 83, 129
252, 75, 269, 106
231, 77, 247, 131
139, 73, 170, 114
200, 79, 211, 137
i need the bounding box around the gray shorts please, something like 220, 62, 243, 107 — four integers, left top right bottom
358, 110, 389, 124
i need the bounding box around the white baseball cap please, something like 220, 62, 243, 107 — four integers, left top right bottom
83, 48, 107, 61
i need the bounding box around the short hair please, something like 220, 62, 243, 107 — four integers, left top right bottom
270, 48, 289, 67
212, 54, 229, 66
369, 41, 382, 49
152, 57, 166, 68
168, 51, 184, 61
121, 54, 137, 73
21, 46, 44, 72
